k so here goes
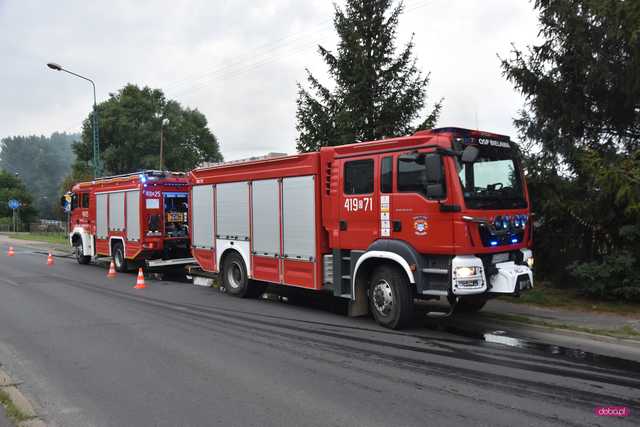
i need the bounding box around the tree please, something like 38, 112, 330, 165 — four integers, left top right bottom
501, 0, 640, 300
0, 170, 37, 226
73, 84, 222, 176
296, 0, 442, 152
0, 132, 77, 218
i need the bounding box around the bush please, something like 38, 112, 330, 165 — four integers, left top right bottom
569, 251, 640, 302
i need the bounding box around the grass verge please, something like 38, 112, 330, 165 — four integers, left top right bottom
482, 312, 640, 340
499, 282, 640, 316
8, 232, 68, 246
0, 388, 32, 424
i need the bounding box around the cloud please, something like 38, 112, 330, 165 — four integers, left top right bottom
0, 0, 538, 160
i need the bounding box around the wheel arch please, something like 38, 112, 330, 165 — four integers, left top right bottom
71, 227, 93, 257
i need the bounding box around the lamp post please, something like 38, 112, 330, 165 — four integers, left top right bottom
160, 118, 169, 171
47, 62, 102, 178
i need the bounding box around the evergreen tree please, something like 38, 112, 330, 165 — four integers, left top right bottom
296, 0, 442, 152
501, 0, 640, 300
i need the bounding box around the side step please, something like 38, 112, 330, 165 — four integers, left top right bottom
422, 297, 457, 318
146, 257, 196, 268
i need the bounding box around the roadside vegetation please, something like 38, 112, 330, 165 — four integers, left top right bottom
502, 0, 640, 303
8, 232, 68, 246
0, 389, 32, 424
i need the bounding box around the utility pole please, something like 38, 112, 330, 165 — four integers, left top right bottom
160, 118, 169, 170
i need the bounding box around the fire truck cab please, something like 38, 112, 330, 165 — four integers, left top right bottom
66, 170, 191, 271
189, 128, 534, 329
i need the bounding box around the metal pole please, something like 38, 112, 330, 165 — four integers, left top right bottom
48, 64, 101, 177
160, 126, 164, 171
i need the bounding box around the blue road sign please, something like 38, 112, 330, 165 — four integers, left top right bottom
8, 199, 21, 209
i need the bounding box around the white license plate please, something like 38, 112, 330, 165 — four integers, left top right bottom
492, 253, 509, 264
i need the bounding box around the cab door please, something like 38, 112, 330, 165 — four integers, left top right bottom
338, 157, 379, 250
389, 151, 453, 254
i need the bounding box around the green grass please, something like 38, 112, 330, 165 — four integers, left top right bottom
8, 232, 68, 246
482, 312, 640, 340
499, 282, 640, 316
0, 388, 32, 423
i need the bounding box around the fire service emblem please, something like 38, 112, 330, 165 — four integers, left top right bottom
413, 216, 429, 236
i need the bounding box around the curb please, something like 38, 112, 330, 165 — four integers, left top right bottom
480, 312, 640, 345
0, 368, 45, 426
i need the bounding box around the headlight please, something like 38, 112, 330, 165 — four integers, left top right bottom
527, 257, 534, 269
456, 266, 481, 278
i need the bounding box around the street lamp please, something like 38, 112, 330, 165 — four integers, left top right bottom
160, 118, 169, 171
46, 62, 102, 177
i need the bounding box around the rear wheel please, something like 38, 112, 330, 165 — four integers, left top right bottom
74, 239, 91, 265
454, 296, 488, 313
221, 252, 264, 298
112, 243, 129, 273
368, 265, 414, 329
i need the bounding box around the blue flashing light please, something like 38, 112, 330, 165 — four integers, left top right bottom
490, 240, 498, 246
139, 174, 147, 183
511, 238, 518, 244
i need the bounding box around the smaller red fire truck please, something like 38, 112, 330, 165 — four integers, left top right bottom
65, 170, 191, 271
188, 127, 534, 329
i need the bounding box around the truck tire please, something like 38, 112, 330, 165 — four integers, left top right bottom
454, 296, 488, 313
368, 264, 414, 329
221, 252, 254, 298
112, 242, 129, 273
74, 240, 91, 265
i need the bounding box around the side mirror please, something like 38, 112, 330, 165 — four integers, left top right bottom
424, 154, 445, 199
461, 145, 480, 163
424, 154, 443, 182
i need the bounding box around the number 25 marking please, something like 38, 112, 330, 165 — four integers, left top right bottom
344, 197, 373, 212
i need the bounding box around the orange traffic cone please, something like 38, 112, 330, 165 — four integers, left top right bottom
47, 252, 54, 266
7, 247, 15, 257
134, 268, 146, 289
107, 261, 117, 278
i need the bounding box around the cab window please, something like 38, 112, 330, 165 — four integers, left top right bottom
398, 155, 427, 195
81, 193, 90, 208
344, 159, 374, 194
380, 156, 392, 193
397, 153, 445, 199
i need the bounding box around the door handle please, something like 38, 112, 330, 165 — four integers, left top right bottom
339, 220, 348, 231
393, 221, 402, 232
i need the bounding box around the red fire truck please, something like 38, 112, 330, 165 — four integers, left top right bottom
189, 128, 534, 329
66, 170, 191, 272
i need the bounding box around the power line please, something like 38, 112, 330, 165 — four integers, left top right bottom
165, 0, 434, 99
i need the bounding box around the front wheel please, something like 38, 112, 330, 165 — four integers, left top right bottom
74, 240, 91, 265
368, 265, 414, 329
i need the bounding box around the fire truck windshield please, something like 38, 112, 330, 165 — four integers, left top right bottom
456, 151, 526, 209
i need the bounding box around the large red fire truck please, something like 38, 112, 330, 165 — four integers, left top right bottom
66, 170, 191, 271
189, 127, 534, 329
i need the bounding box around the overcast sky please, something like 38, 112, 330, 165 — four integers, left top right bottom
0, 0, 540, 160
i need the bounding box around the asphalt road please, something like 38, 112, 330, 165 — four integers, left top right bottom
0, 244, 638, 427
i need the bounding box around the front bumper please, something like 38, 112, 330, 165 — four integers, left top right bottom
449, 250, 533, 297
488, 261, 533, 295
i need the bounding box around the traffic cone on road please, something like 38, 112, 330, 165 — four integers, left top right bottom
47, 252, 54, 266
107, 261, 117, 278
134, 268, 146, 289
7, 247, 15, 257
